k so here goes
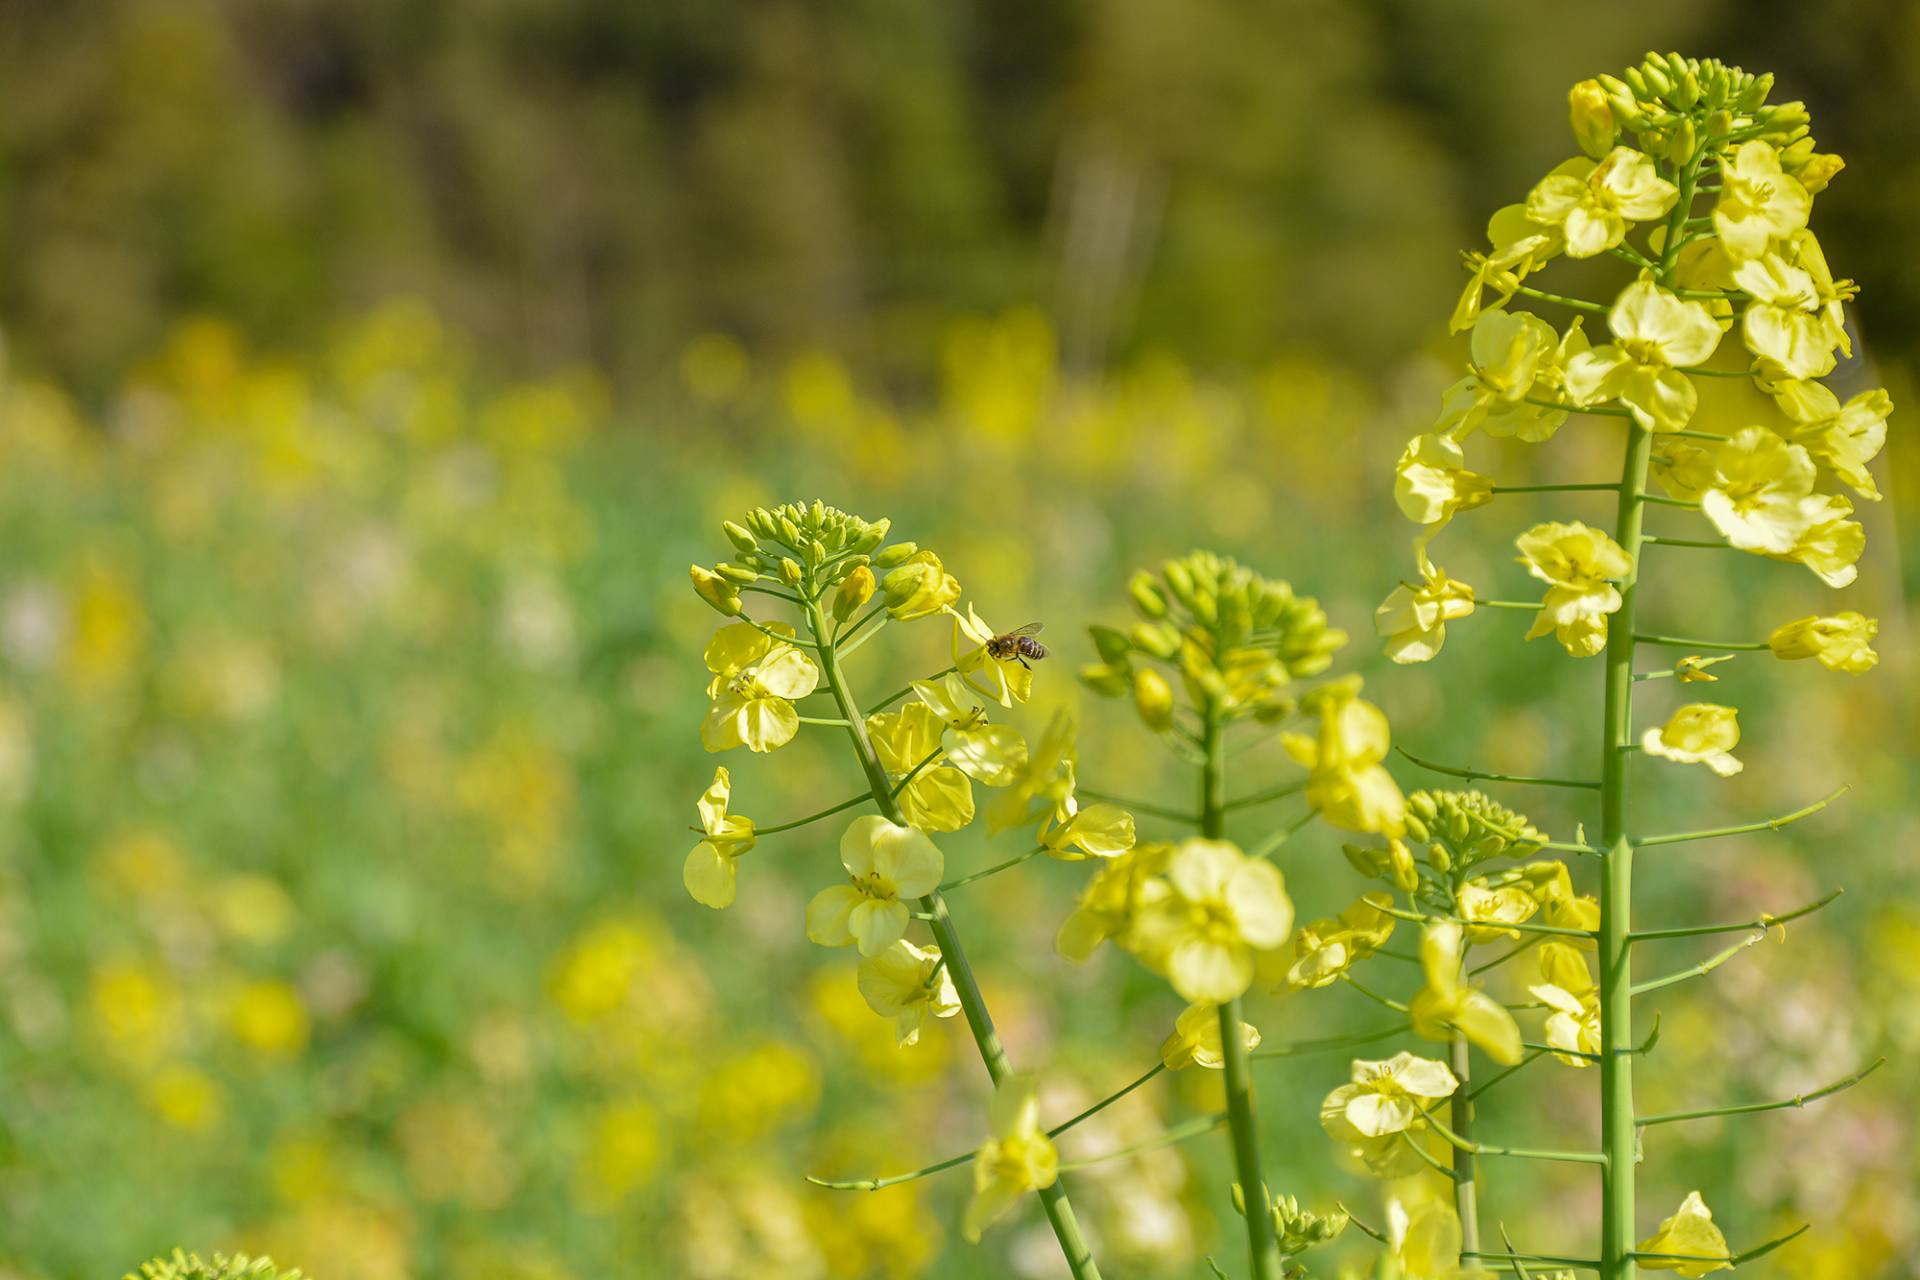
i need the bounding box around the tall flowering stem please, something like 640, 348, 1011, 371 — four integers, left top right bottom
1358, 52, 1888, 1280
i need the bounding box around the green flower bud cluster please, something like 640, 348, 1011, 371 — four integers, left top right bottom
1230, 1185, 1349, 1258
1402, 788, 1547, 870
126, 1252, 303, 1280
1080, 550, 1346, 725
1592, 52, 1807, 162
689, 500, 893, 614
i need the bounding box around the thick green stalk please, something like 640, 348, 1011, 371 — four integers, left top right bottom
1201, 705, 1285, 1280
1450, 1032, 1481, 1257
804, 601, 1103, 1280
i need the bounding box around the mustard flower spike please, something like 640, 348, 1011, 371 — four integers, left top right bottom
1641, 703, 1743, 777
1768, 612, 1878, 674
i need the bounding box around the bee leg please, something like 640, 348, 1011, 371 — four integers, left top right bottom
1018, 657, 1031, 669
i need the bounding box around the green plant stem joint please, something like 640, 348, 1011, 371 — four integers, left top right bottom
801, 596, 1104, 1280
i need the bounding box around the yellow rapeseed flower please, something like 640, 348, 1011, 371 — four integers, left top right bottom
1714, 141, 1811, 260
1515, 521, 1632, 658
1285, 892, 1397, 989
1055, 842, 1171, 963
1394, 433, 1494, 528
912, 673, 1028, 785
1772, 378, 1889, 501
1320, 1051, 1458, 1142
1734, 253, 1841, 380
1564, 280, 1721, 432
1697, 427, 1816, 554
1768, 612, 1878, 674
868, 703, 975, 832
700, 622, 821, 753
856, 939, 960, 1047
962, 1079, 1059, 1242
682, 766, 756, 908
1281, 684, 1407, 836
1636, 1191, 1732, 1276
1451, 202, 1565, 333
1526, 147, 1678, 258
881, 550, 961, 620
1409, 921, 1522, 1064
1127, 838, 1293, 1003
1376, 561, 1476, 666
806, 817, 944, 955
1529, 942, 1601, 1067
1641, 703, 1743, 777
950, 604, 1035, 707
1160, 1001, 1261, 1070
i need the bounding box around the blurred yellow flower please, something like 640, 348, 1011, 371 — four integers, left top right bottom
1127, 838, 1292, 1003
1452, 202, 1565, 333
1773, 378, 1889, 500
857, 939, 960, 1047
1637, 1190, 1732, 1275
806, 817, 943, 956
683, 766, 757, 909
1285, 892, 1396, 989
90, 960, 182, 1065
1160, 1001, 1259, 1070
962, 1078, 1058, 1242
1530, 942, 1601, 1067
572, 1099, 661, 1213
1281, 684, 1406, 836
229, 979, 311, 1059
1055, 842, 1171, 963
700, 621, 820, 753
1040, 802, 1136, 861
1714, 141, 1811, 260
1321, 1051, 1457, 1141
1774, 492, 1863, 587
1698, 427, 1816, 553
1516, 520, 1631, 658
144, 1062, 223, 1132
1409, 921, 1522, 1064
1641, 703, 1743, 777
1768, 612, 1878, 674
1457, 879, 1539, 942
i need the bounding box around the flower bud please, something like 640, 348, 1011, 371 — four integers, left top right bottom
1128, 572, 1169, 619
716, 564, 759, 585
1428, 842, 1452, 874
1569, 79, 1617, 158
1129, 622, 1182, 660
1089, 624, 1133, 663
723, 520, 758, 554
778, 515, 802, 545
1078, 661, 1130, 698
1133, 667, 1174, 732
873, 541, 919, 569
833, 565, 876, 623
881, 551, 961, 620
689, 565, 742, 616
852, 518, 890, 553
779, 557, 804, 586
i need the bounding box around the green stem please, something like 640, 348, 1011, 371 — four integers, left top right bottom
1450, 1033, 1482, 1258
1397, 745, 1600, 791
1636, 1058, 1883, 1127
1636, 786, 1846, 848
1201, 703, 1284, 1280
1047, 1063, 1167, 1138
1514, 284, 1609, 314
1077, 786, 1198, 824
1641, 534, 1728, 549
1628, 888, 1840, 942
754, 792, 872, 835
865, 665, 958, 716
941, 845, 1045, 890
804, 600, 1103, 1280
1631, 633, 1767, 652
1524, 396, 1634, 418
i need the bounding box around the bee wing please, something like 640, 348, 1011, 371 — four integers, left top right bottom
1007, 622, 1045, 638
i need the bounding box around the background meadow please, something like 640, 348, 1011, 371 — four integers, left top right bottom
0, 3, 1917, 1278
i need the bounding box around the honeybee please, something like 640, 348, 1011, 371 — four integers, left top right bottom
985, 622, 1048, 667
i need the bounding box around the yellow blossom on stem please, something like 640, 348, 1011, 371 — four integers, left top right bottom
1282, 683, 1407, 836
700, 622, 821, 753
1386, 1191, 1490, 1279
1320, 1051, 1458, 1141
1713, 141, 1811, 260
1733, 253, 1840, 380
1697, 427, 1817, 554
856, 939, 960, 1047
1040, 803, 1136, 861
1515, 521, 1632, 658
1529, 942, 1601, 1067
1773, 492, 1863, 587
1055, 842, 1170, 963
1457, 879, 1539, 942
1437, 312, 1588, 442
1564, 280, 1721, 432
1394, 433, 1494, 527
1127, 838, 1293, 1003
806, 816, 944, 955
1641, 703, 1743, 777
1772, 379, 1890, 501
682, 767, 756, 908
911, 673, 1029, 786
881, 550, 961, 620
1451, 202, 1565, 333
1160, 1001, 1261, 1070
1636, 1191, 1732, 1276
962, 1079, 1059, 1242
1768, 612, 1878, 674
868, 703, 974, 832
987, 706, 1077, 833
1375, 560, 1476, 666
1285, 892, 1396, 989
1526, 146, 1678, 258
1409, 920, 1522, 1065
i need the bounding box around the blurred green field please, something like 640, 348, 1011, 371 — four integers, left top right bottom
1, 4, 1918, 1279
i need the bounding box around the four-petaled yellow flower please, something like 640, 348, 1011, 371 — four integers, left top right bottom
1697, 427, 1816, 554
682, 767, 756, 909
856, 939, 960, 1047
912, 674, 1029, 785
1386, 1188, 1488, 1279
1641, 703, 1743, 777
806, 816, 944, 955
1282, 684, 1407, 836
1526, 146, 1678, 258
1773, 379, 1889, 501
951, 605, 1035, 707
1394, 433, 1495, 527
1438, 312, 1588, 442
1320, 1051, 1458, 1145
1456, 879, 1538, 942
1039, 803, 1136, 861
700, 622, 821, 753
1734, 253, 1840, 380
1528, 942, 1600, 1067
1451, 202, 1565, 333
1128, 838, 1293, 1003
1564, 280, 1721, 432
867, 703, 975, 833
1159, 1001, 1261, 1071
1713, 141, 1811, 261
1409, 921, 1523, 1064
1286, 892, 1397, 989
1636, 1191, 1732, 1276
1055, 842, 1171, 963
1515, 521, 1632, 658
1774, 492, 1863, 587
1768, 612, 1878, 674
1376, 561, 1476, 666
962, 1078, 1059, 1242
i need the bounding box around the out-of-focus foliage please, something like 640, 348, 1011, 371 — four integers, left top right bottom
4, 1, 1920, 391
0, 302, 1911, 1278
